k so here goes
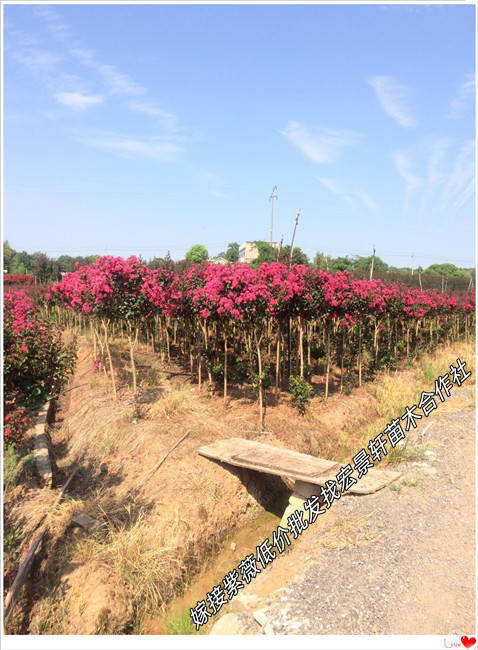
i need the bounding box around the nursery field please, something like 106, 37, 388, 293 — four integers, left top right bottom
3, 257, 475, 635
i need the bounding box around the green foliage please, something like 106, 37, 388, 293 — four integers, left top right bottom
424, 263, 470, 278
185, 244, 209, 264
289, 375, 313, 415
355, 255, 389, 272
3, 524, 23, 589
218, 242, 240, 263
278, 245, 310, 266
252, 366, 271, 393
164, 609, 203, 635
3, 445, 21, 487
249, 241, 277, 268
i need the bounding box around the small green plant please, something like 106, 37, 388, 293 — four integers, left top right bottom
212, 363, 224, 383
164, 608, 203, 635
386, 441, 430, 465
131, 392, 144, 420
22, 450, 36, 479
289, 375, 313, 415
401, 475, 421, 487
252, 366, 271, 394
3, 525, 23, 589
3, 445, 21, 488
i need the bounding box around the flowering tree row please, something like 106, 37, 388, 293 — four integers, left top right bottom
3, 274, 35, 286
46, 256, 475, 424
3, 289, 77, 445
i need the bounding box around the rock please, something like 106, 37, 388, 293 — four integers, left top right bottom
253, 607, 269, 627
71, 513, 103, 534
210, 613, 244, 635
234, 593, 261, 610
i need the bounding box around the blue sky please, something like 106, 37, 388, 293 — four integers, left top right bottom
3, 3, 476, 268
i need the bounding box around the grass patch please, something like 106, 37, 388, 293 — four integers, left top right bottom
3, 446, 36, 488
70, 506, 186, 627
149, 386, 205, 420
385, 441, 430, 465
164, 608, 204, 635
401, 475, 421, 487
3, 445, 22, 488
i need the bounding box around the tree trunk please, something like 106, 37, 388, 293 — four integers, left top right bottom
224, 334, 228, 401
325, 323, 331, 402
102, 319, 117, 400
254, 328, 265, 429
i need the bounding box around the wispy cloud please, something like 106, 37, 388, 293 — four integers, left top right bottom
83, 134, 184, 161
6, 7, 187, 160
448, 74, 475, 119
34, 6, 71, 42
54, 91, 104, 110
282, 123, 361, 163
317, 177, 377, 213
393, 138, 475, 214
368, 76, 417, 128
392, 151, 423, 205
9, 47, 61, 73
441, 140, 475, 209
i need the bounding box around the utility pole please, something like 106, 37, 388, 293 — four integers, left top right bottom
276, 235, 283, 261
370, 245, 376, 281
289, 209, 301, 264
411, 253, 414, 276
269, 186, 278, 246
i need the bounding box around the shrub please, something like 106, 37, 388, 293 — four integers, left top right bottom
3, 290, 76, 446
289, 375, 313, 415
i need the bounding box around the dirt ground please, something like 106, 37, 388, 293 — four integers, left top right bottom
3, 335, 476, 637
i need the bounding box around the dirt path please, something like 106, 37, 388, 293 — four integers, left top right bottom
211, 387, 476, 635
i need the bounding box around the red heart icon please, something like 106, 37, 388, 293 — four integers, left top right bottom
461, 636, 476, 649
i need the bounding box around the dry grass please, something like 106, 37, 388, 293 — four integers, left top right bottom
320, 511, 380, 549
70, 507, 186, 614
149, 386, 206, 420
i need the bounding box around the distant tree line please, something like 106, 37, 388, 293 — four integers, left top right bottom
3, 240, 475, 291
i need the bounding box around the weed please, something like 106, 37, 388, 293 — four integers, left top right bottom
164, 608, 203, 635
22, 450, 36, 479
385, 441, 429, 465
3, 445, 21, 488
401, 475, 421, 487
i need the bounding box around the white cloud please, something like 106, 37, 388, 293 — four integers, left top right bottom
317, 177, 342, 194
84, 135, 183, 161
54, 92, 104, 110
357, 192, 378, 214
35, 6, 71, 42
10, 48, 61, 73
282, 122, 361, 163
393, 138, 475, 214
368, 76, 417, 128
128, 100, 179, 130
317, 177, 377, 213
448, 74, 475, 119
96, 63, 144, 96
441, 140, 475, 209
392, 151, 423, 198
